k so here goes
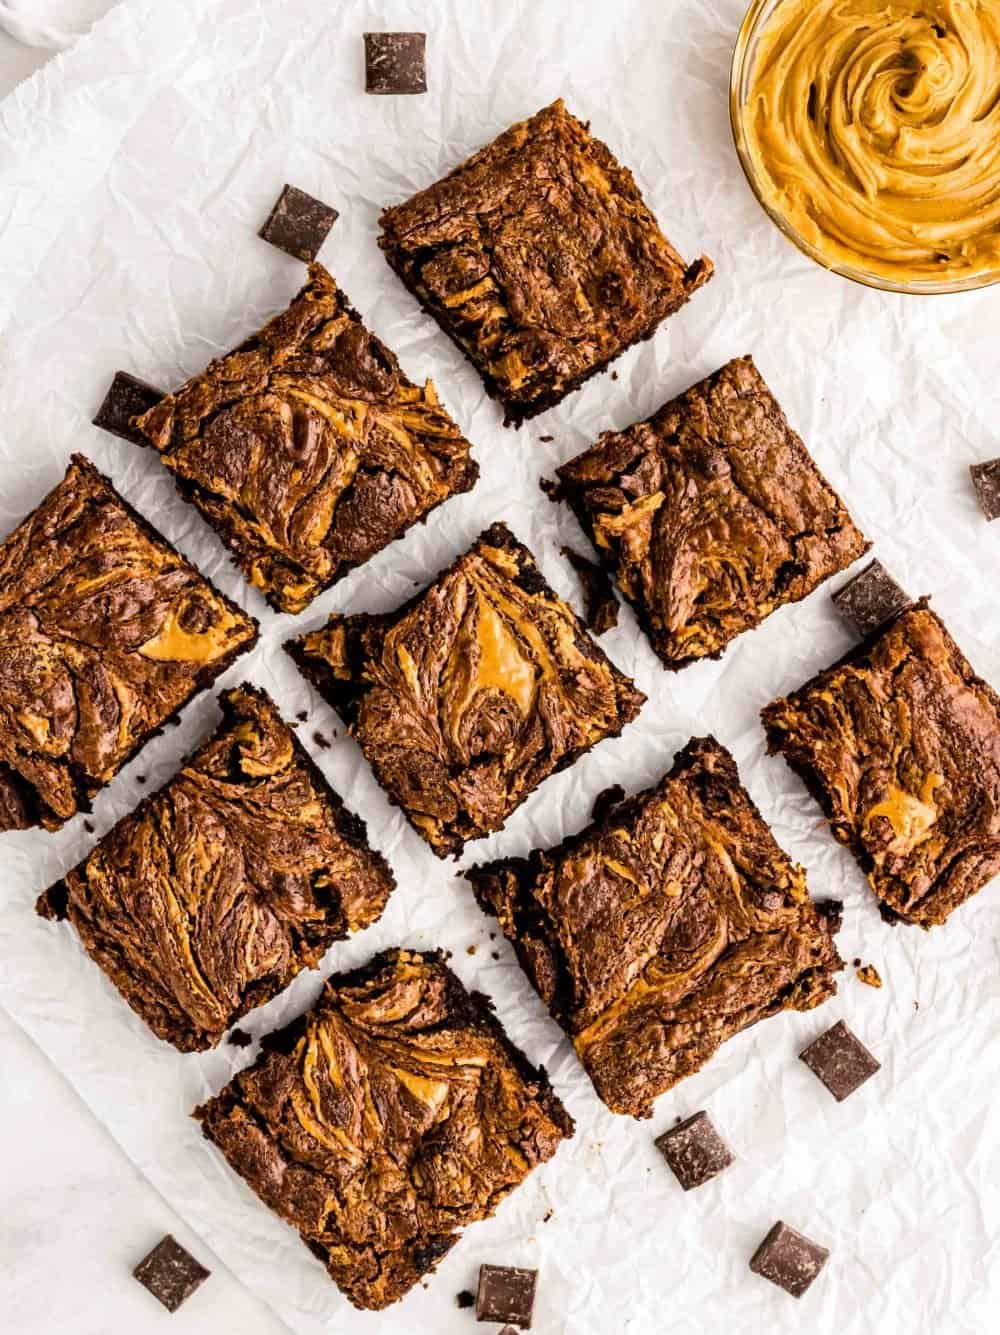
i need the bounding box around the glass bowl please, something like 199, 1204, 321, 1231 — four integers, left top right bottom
729, 0, 1000, 295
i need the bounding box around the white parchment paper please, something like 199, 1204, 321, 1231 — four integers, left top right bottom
1, 2, 999, 1331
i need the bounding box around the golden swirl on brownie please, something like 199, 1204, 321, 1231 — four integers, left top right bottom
745, 0, 1000, 281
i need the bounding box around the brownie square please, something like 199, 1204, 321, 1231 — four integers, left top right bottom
133, 264, 478, 614
763, 601, 1000, 928
0, 455, 256, 833
37, 686, 394, 1050
467, 738, 843, 1118
378, 99, 712, 425
286, 522, 644, 858
552, 356, 870, 669
194, 949, 573, 1311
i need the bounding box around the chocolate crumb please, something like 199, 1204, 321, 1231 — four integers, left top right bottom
853, 958, 861, 968
856, 964, 883, 988
228, 1028, 253, 1048
137, 774, 147, 785
296, 710, 308, 722
467, 944, 477, 956
492, 951, 500, 960
610, 370, 619, 380
83, 820, 95, 834
456, 1290, 475, 1310
313, 731, 331, 750
542, 1209, 553, 1223
538, 434, 554, 442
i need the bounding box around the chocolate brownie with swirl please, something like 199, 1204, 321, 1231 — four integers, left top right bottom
286, 523, 645, 858
379, 99, 713, 425
195, 948, 573, 1310
132, 263, 478, 614
466, 738, 843, 1119
0, 455, 257, 833
550, 356, 869, 669
37, 686, 394, 1050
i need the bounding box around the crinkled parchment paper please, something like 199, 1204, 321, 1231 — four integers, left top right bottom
1, 2, 999, 1331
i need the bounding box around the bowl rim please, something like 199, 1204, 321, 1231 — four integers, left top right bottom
728, 0, 1000, 297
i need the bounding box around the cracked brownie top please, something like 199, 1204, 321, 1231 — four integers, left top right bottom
763, 602, 1000, 928
195, 948, 573, 1310
552, 356, 869, 669
133, 264, 478, 614
379, 99, 712, 424
0, 455, 256, 833
37, 686, 394, 1049
467, 737, 843, 1118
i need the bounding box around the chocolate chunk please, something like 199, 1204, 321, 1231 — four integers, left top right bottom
561, 546, 619, 634
749, 1221, 828, 1298
133, 1235, 210, 1312
364, 32, 426, 94
831, 559, 911, 638
970, 459, 1000, 521
228, 1027, 253, 1047
799, 1019, 880, 1101
656, 1110, 733, 1190
475, 1264, 537, 1328
591, 783, 626, 824
93, 372, 164, 446
258, 184, 339, 263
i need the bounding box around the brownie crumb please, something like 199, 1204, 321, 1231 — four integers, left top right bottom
83, 820, 95, 834
611, 370, 619, 380
492, 951, 500, 960
853, 957, 861, 967
228, 1028, 253, 1048
542, 1209, 553, 1223
538, 434, 554, 442
856, 964, 883, 989
456, 1289, 475, 1310
313, 731, 331, 750
137, 774, 147, 785
296, 710, 308, 722
467, 944, 477, 956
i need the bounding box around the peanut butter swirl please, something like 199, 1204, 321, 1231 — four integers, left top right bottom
0, 456, 257, 832
196, 949, 573, 1311
744, 0, 1000, 282
38, 687, 395, 1050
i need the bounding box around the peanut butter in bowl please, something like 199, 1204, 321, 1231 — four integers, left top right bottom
732, 0, 1000, 290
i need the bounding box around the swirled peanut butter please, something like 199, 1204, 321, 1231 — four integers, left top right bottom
744, 0, 1000, 282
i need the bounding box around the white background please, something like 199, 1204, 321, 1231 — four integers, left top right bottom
0, 3, 998, 1334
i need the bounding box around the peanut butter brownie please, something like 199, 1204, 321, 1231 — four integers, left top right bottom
467, 738, 843, 1118
195, 949, 573, 1310
0, 456, 256, 833
551, 357, 869, 669
379, 99, 712, 425
286, 523, 645, 858
37, 687, 394, 1050
132, 264, 477, 614
763, 602, 1000, 928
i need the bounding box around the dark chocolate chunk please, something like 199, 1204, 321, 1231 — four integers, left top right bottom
561, 546, 619, 635
749, 1221, 828, 1298
456, 1289, 475, 1309
655, 1110, 734, 1191
591, 783, 626, 824
831, 559, 911, 638
364, 32, 426, 94
228, 1027, 253, 1048
258, 184, 339, 263
133, 1235, 210, 1312
970, 459, 1000, 521
475, 1264, 537, 1328
93, 372, 165, 446
799, 1019, 880, 1101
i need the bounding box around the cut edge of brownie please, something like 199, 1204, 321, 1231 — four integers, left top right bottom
193, 947, 574, 1308
131, 266, 479, 615
378, 99, 714, 427
37, 685, 396, 1051
285, 521, 646, 858
549, 356, 871, 670
466, 736, 844, 1116
761, 598, 1000, 928
0, 455, 258, 833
